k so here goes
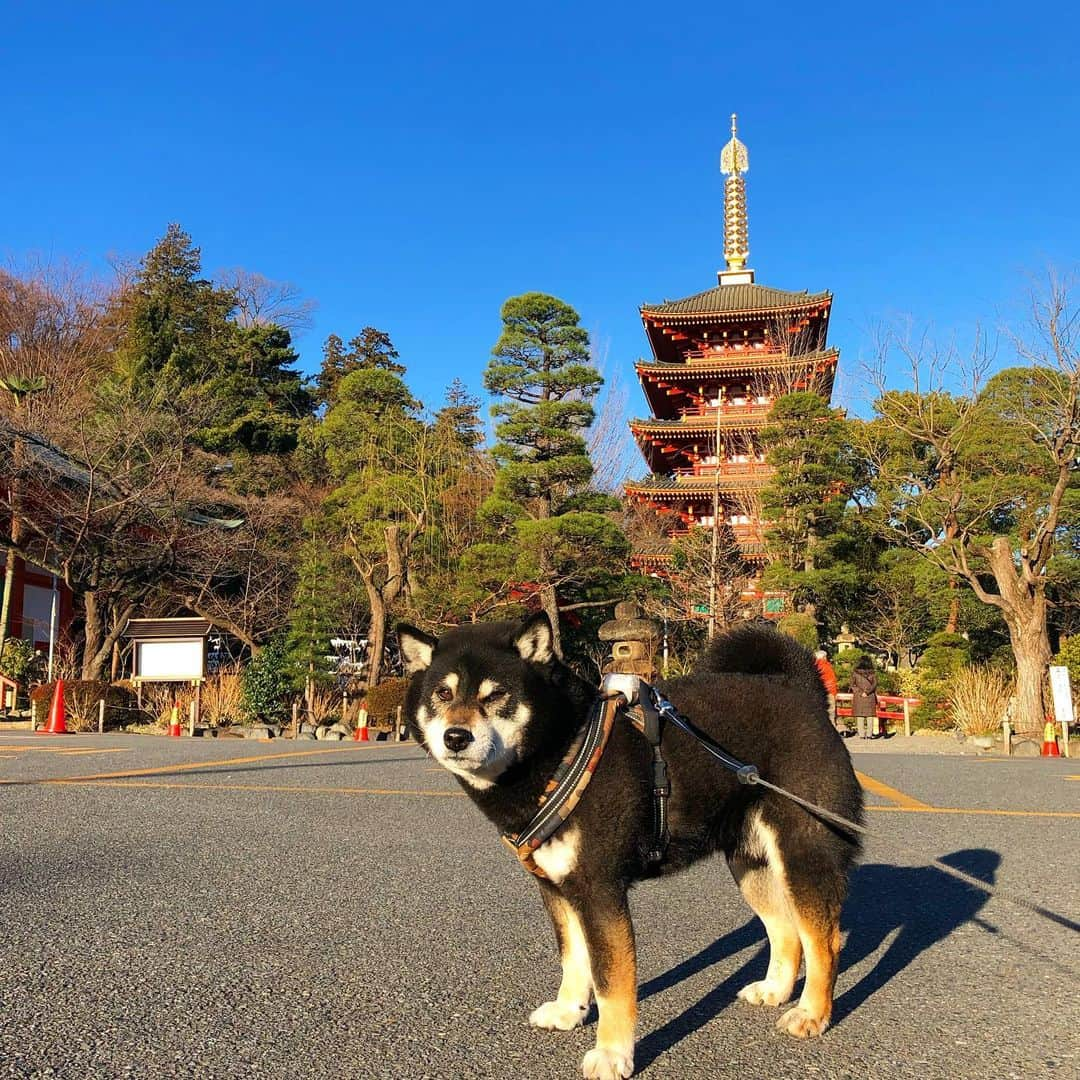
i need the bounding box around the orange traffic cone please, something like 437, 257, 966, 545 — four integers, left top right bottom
355, 703, 369, 742
1041, 720, 1060, 757
168, 704, 182, 737
41, 679, 68, 735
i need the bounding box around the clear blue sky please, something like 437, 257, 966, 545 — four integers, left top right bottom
4, 2, 1078, 428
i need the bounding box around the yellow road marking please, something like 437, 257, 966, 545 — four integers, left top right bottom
868, 806, 1080, 819
2, 742, 416, 787
0, 746, 127, 756
40, 779, 463, 798
27, 779, 1076, 816
855, 770, 930, 809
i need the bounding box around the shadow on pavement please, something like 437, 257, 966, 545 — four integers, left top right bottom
635, 849, 999, 1072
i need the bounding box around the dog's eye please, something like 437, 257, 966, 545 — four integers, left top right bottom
435, 686, 453, 702
481, 688, 508, 705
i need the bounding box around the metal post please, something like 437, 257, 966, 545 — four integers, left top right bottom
395, 705, 403, 741
98, 698, 106, 734
1002, 719, 1011, 756
291, 700, 300, 740
47, 575, 59, 683
188, 699, 197, 737
707, 387, 723, 641
903, 698, 912, 738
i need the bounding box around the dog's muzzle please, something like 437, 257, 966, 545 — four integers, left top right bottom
443, 727, 474, 753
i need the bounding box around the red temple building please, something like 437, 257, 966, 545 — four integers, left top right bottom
625, 116, 839, 596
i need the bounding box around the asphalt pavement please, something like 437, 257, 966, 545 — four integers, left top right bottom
1, 732, 1077, 1080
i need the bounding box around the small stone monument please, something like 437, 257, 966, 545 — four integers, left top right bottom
599, 601, 660, 679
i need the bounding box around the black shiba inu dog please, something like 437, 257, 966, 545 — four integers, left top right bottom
398, 613, 862, 1080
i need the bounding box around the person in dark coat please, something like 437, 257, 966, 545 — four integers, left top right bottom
850, 655, 879, 738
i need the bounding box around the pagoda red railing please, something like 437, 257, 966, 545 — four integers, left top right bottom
677, 402, 773, 419
673, 462, 771, 478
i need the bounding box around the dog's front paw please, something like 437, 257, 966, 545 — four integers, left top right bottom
777, 1006, 830, 1038
529, 1000, 587, 1031
582, 1046, 634, 1079
737, 979, 791, 1007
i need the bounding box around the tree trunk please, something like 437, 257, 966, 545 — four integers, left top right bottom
1009, 617, 1052, 735
364, 577, 387, 689
82, 590, 105, 680
983, 537, 1051, 734
945, 587, 960, 634
0, 546, 15, 662
81, 595, 135, 682
541, 583, 562, 658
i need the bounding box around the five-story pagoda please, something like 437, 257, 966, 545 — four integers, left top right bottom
626, 116, 838, 580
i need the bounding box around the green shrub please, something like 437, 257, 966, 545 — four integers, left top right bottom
833, 650, 870, 693
0, 639, 45, 704
912, 632, 972, 729
241, 635, 293, 726
364, 677, 409, 726
777, 613, 818, 652
832, 649, 899, 695
1053, 636, 1080, 686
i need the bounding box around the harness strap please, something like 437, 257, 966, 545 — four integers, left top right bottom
501, 693, 622, 878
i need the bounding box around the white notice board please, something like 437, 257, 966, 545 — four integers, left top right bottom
135, 640, 205, 681
1049, 666, 1074, 727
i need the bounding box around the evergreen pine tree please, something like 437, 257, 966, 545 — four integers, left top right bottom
480, 292, 627, 654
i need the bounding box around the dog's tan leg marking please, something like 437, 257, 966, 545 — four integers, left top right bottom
581, 902, 636, 1080
530, 891, 591, 1031
752, 811, 841, 1038
730, 859, 802, 1007
777, 903, 840, 1038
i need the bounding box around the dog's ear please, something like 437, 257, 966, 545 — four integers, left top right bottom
397, 624, 437, 674
513, 611, 555, 665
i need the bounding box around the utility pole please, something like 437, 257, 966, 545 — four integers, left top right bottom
707, 386, 724, 640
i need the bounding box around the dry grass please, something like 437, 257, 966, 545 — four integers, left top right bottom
307, 685, 343, 727
201, 668, 244, 727
949, 665, 1012, 737
139, 683, 195, 728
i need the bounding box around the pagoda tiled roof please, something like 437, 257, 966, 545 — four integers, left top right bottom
629, 412, 770, 433
625, 473, 770, 495
641, 283, 831, 319
636, 348, 839, 377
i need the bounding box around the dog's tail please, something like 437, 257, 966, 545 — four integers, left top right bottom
700, 622, 820, 685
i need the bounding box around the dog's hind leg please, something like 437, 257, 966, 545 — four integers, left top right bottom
775, 881, 841, 1038
737, 813, 843, 1037
529, 887, 592, 1031
578, 891, 636, 1080
728, 854, 802, 1008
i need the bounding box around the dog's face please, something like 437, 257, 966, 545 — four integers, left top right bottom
397, 614, 557, 790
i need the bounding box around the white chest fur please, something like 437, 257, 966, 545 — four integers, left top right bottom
532, 825, 580, 885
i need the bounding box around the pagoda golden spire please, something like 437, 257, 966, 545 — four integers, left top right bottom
720, 113, 750, 272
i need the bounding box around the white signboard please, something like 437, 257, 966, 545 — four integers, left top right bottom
1049, 666, 1074, 727
135, 640, 205, 681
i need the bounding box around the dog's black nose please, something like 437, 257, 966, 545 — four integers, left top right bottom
443, 727, 473, 752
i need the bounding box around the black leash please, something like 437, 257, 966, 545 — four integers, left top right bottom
602, 674, 1080, 935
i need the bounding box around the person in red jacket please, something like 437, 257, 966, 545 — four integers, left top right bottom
814, 649, 840, 732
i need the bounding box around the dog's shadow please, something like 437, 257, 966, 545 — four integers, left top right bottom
633, 849, 1000, 1072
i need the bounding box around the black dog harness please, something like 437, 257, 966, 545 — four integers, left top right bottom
501, 675, 686, 878
501, 672, 849, 880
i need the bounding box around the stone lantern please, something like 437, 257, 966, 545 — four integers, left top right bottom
835, 624, 857, 654
598, 601, 660, 679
